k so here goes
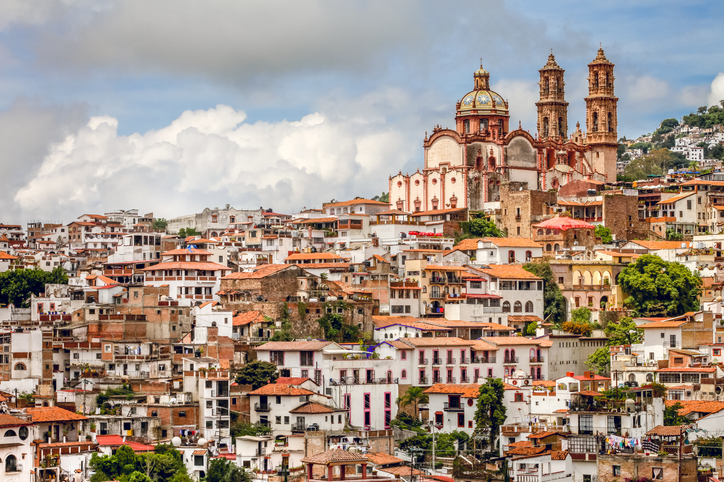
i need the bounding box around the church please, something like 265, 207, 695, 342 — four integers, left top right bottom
389, 48, 619, 213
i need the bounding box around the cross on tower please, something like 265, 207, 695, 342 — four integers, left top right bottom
480, 57, 483, 68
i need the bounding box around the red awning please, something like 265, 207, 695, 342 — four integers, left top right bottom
534, 216, 595, 231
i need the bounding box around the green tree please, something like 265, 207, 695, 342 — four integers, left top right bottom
623, 148, 676, 180
604, 317, 643, 346
523, 321, 538, 336
177, 227, 201, 238
152, 218, 168, 231
666, 229, 684, 241
206, 458, 249, 482
617, 254, 701, 316
595, 225, 613, 244
317, 311, 360, 342
230, 420, 272, 439
0, 267, 69, 307
474, 378, 507, 452
571, 307, 591, 324
523, 260, 566, 325
585, 347, 611, 375
372, 192, 390, 203
397, 386, 429, 420
235, 360, 278, 389
270, 304, 294, 341
664, 402, 689, 426
455, 217, 504, 243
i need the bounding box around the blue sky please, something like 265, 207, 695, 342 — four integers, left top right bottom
0, 0, 722, 222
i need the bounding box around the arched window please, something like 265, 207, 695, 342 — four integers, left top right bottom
14, 363, 26, 371
546, 229, 552, 235
646, 373, 654, 382
502, 301, 511, 313
508, 250, 516, 263
546, 244, 552, 252
592, 112, 599, 132
536, 367, 541, 380
543, 117, 549, 138
525, 301, 534, 313
401, 369, 407, 379
554, 243, 560, 251
5, 455, 16, 473
537, 229, 544, 236
525, 250, 532, 262
628, 373, 636, 382
608, 112, 613, 132
513, 301, 522, 313
4, 430, 16, 438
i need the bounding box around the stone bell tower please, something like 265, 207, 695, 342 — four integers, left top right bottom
536, 53, 568, 141
585, 47, 618, 182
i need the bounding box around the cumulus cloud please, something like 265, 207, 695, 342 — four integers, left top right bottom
709, 73, 724, 108
13, 101, 422, 221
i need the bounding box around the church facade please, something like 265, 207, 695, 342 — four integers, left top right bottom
389, 49, 618, 213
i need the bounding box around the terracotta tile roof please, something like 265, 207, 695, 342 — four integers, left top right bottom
0, 414, 31, 428
222, 264, 294, 279
364, 452, 405, 466
423, 264, 467, 271
399, 337, 474, 347
26, 407, 89, 423
0, 252, 18, 260
470, 339, 499, 351
527, 431, 559, 440
506, 445, 548, 456
248, 384, 316, 396
424, 383, 481, 398
664, 400, 724, 416
646, 425, 686, 437
411, 207, 467, 217
507, 316, 544, 323
255, 340, 333, 351
372, 255, 389, 263
289, 401, 339, 414
472, 265, 541, 280
507, 441, 533, 448
376, 209, 411, 216
380, 466, 424, 476
481, 336, 547, 347
629, 240, 691, 250
453, 238, 485, 251
385, 340, 414, 350
233, 310, 266, 326
193, 449, 207, 455
656, 192, 695, 205
551, 451, 569, 460
297, 217, 339, 224
95, 435, 154, 451
301, 447, 368, 464
276, 377, 316, 385
532, 380, 557, 388
639, 319, 689, 329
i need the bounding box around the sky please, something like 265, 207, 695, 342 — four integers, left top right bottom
1, 0, 723, 224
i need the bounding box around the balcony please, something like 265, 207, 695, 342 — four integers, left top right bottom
446, 377, 456, 383
432, 358, 441, 366
503, 357, 519, 364
418, 358, 429, 365
460, 376, 469, 383
255, 403, 271, 412
443, 402, 464, 412
446, 358, 456, 365
474, 357, 496, 364
530, 356, 545, 364
460, 357, 469, 364
418, 377, 429, 384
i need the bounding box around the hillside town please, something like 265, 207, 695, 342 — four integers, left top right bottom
2, 49, 724, 482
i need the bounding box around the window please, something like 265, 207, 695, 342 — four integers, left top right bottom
458, 413, 465, 427
670, 335, 677, 347
179, 411, 186, 418
514, 393, 523, 402
5, 454, 17, 473
613, 465, 621, 477
579, 415, 593, 435
4, 429, 16, 437
195, 455, 204, 466
652, 468, 663, 480
13, 363, 26, 371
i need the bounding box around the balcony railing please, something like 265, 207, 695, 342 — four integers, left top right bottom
446, 377, 456, 383
460, 357, 468, 364
418, 377, 429, 384
473, 357, 496, 364
418, 358, 429, 365
530, 356, 545, 363
432, 358, 441, 366
503, 357, 519, 364
460, 376, 469, 383
446, 358, 456, 365
443, 402, 464, 411
329, 377, 399, 386
255, 403, 270, 412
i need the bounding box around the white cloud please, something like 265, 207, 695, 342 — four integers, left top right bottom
709, 73, 724, 108
623, 75, 670, 103
492, 79, 539, 131
13, 102, 422, 220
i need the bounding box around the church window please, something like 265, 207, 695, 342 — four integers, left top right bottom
608, 112, 613, 133
415, 180, 420, 186
397, 181, 402, 187
559, 117, 564, 137
480, 119, 489, 132
592, 112, 598, 132
543, 117, 549, 138
464, 120, 470, 133
451, 177, 456, 184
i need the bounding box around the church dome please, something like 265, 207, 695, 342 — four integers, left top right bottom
458, 89, 509, 114
458, 63, 508, 115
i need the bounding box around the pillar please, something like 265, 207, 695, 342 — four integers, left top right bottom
362, 463, 368, 479
328, 465, 334, 481
307, 464, 314, 480
341, 465, 346, 481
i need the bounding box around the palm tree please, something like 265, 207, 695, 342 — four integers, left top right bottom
397, 386, 429, 420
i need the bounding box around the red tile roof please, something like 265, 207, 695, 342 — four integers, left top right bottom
255, 341, 333, 351
141, 261, 230, 271
324, 199, 389, 208
248, 384, 316, 396
233, 310, 266, 326
365, 452, 405, 466
646, 425, 686, 437
301, 448, 368, 464
0, 414, 31, 428
472, 265, 541, 280
276, 377, 316, 385
26, 407, 89, 423
222, 264, 294, 280
289, 402, 339, 414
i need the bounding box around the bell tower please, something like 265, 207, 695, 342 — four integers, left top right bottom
536, 53, 568, 141
585, 47, 618, 182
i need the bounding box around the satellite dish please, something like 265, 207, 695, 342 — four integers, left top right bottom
198, 438, 208, 447
172, 437, 182, 447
